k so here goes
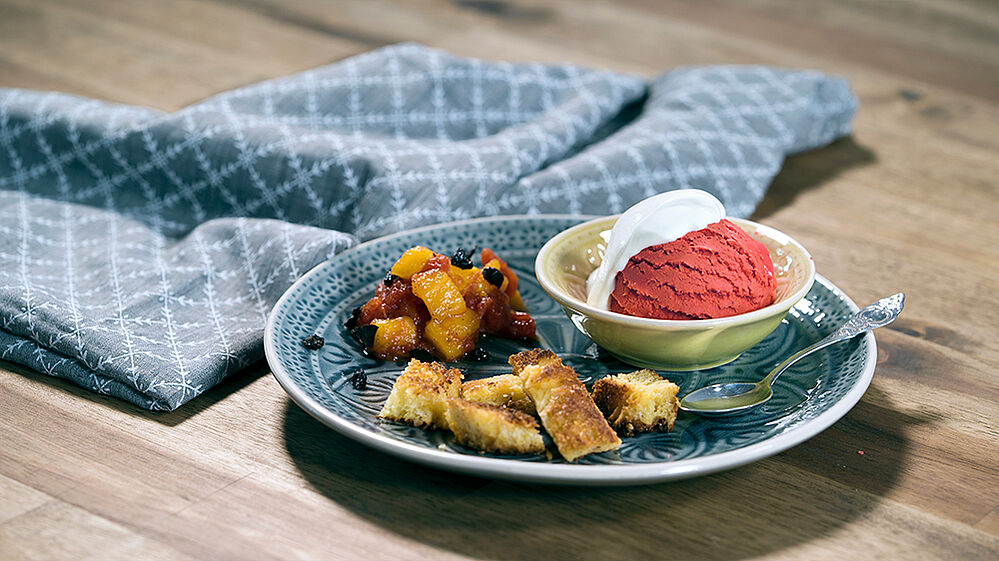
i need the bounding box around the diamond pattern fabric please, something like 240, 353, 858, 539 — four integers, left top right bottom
0, 43, 856, 410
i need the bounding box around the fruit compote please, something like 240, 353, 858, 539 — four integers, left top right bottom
348, 246, 535, 361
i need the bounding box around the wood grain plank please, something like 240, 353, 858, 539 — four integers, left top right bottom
150, 472, 472, 561
0, 501, 196, 561
616, 0, 999, 101
41, 0, 377, 69
0, 0, 371, 110
723, 0, 999, 66
210, 0, 401, 47
777, 396, 999, 525
977, 508, 999, 537
0, 474, 51, 525
0, 369, 251, 520
0, 56, 108, 99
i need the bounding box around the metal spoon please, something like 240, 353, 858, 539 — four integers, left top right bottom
679, 293, 905, 417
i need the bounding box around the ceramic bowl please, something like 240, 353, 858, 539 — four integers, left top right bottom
534, 216, 815, 370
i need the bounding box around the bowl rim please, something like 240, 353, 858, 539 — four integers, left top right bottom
534, 215, 816, 329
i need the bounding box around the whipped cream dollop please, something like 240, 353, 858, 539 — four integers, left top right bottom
586, 189, 726, 309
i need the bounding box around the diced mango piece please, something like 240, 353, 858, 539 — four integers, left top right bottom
447, 266, 479, 294
412, 269, 466, 319
370, 316, 419, 360
424, 309, 481, 361
390, 246, 436, 280
462, 271, 493, 301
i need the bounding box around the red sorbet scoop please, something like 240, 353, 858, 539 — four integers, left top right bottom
608, 219, 776, 320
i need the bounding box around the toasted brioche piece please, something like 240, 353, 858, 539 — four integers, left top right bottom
591, 370, 680, 436
461, 374, 536, 415
378, 359, 463, 429
508, 348, 561, 374
446, 398, 545, 455
508, 350, 621, 461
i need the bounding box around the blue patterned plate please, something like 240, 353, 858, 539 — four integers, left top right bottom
265, 216, 876, 485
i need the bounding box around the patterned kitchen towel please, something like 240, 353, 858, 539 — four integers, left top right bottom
0, 43, 856, 410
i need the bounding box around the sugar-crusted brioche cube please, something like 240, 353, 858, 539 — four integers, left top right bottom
378, 359, 463, 429
508, 349, 620, 462
591, 370, 680, 436
508, 348, 561, 374
445, 398, 545, 455
461, 374, 535, 415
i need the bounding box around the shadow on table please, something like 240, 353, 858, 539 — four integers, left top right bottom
283, 383, 921, 561
752, 137, 876, 220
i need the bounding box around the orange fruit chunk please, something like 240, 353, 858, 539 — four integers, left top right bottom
370, 316, 420, 360
412, 269, 467, 319
446, 266, 479, 293
424, 309, 481, 361
390, 246, 436, 280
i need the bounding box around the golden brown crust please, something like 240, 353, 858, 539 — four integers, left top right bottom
377, 359, 463, 429
407, 359, 464, 390
510, 350, 621, 461
450, 398, 539, 430
460, 374, 536, 415
445, 398, 545, 455
508, 348, 561, 374
591, 370, 679, 437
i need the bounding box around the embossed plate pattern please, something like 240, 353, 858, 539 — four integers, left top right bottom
264, 216, 876, 485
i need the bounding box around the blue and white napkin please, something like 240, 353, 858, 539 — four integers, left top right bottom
0, 43, 856, 410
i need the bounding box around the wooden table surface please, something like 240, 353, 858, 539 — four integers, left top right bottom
1, 1, 997, 559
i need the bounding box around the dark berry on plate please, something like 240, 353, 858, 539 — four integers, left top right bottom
301, 334, 325, 350
350, 324, 378, 348
450, 246, 476, 269
348, 368, 367, 390
482, 267, 504, 288
410, 348, 435, 362
344, 307, 362, 330
466, 347, 489, 362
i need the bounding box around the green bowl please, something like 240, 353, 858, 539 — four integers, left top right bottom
534, 216, 816, 370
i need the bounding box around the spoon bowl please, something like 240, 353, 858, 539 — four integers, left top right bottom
679, 293, 905, 416
680, 382, 772, 417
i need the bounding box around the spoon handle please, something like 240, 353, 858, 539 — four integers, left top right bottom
763, 293, 905, 388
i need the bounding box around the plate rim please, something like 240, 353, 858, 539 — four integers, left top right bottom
264, 215, 876, 486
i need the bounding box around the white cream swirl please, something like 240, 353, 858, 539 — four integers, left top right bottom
586, 189, 726, 309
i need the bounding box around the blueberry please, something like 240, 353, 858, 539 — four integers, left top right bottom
301, 334, 325, 350
348, 368, 367, 390
451, 246, 476, 270
482, 267, 504, 288
349, 324, 378, 348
